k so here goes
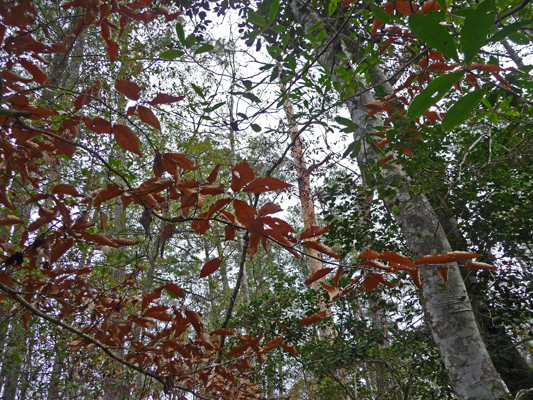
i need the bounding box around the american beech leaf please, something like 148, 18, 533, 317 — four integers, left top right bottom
200, 257, 224, 278
300, 225, 329, 239
0, 215, 24, 226
414, 251, 483, 264
148, 93, 185, 105
437, 266, 450, 284
115, 79, 141, 100
233, 199, 257, 228
301, 240, 341, 259
258, 202, 283, 216
462, 261, 497, 270
231, 160, 255, 192
206, 164, 220, 184
138, 105, 161, 130
243, 177, 292, 193
162, 282, 184, 298
304, 268, 334, 285
377, 251, 417, 269
113, 124, 143, 157
299, 310, 327, 326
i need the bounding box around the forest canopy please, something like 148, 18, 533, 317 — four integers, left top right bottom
0, 0, 532, 399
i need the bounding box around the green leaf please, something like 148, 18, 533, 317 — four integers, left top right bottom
406, 71, 464, 120
194, 43, 214, 54
488, 19, 533, 43
270, 25, 286, 34
269, 0, 280, 24
317, 29, 327, 42
309, 21, 324, 32
371, 6, 392, 24
191, 83, 204, 98
409, 13, 458, 61
160, 49, 184, 60
441, 88, 486, 131
435, 0, 447, 10
175, 23, 185, 45
249, 11, 267, 28
185, 34, 196, 48
251, 124, 262, 132
508, 32, 530, 45
460, 0, 496, 63
328, 0, 336, 16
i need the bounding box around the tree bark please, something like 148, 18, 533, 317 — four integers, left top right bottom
290, 2, 509, 399
280, 74, 335, 340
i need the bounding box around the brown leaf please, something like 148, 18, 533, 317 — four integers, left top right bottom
359, 250, 381, 259
19, 59, 48, 85
105, 39, 119, 62
414, 251, 483, 265
231, 160, 255, 192
0, 215, 24, 226
280, 341, 298, 356
408, 269, 424, 290
323, 283, 341, 302
332, 267, 344, 288
437, 266, 449, 284
301, 240, 341, 259
206, 164, 220, 184
262, 335, 283, 353
233, 199, 256, 228
138, 105, 161, 130
243, 177, 292, 193
200, 184, 224, 196
185, 310, 205, 334
361, 272, 394, 291
224, 225, 235, 241
93, 184, 123, 207
304, 268, 333, 285
200, 257, 224, 278
299, 310, 327, 326
50, 238, 73, 265
162, 153, 197, 172
211, 328, 238, 336
462, 262, 497, 271
162, 282, 184, 298
249, 218, 264, 237
258, 202, 282, 216
108, 237, 141, 247
378, 251, 417, 269
300, 225, 329, 239
361, 260, 393, 272
115, 79, 141, 101
148, 93, 185, 105
52, 184, 80, 197
113, 124, 143, 157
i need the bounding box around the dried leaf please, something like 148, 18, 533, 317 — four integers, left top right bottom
332, 267, 344, 288
408, 269, 424, 290
361, 260, 393, 272
148, 93, 185, 105
462, 262, 497, 271
233, 199, 256, 228
323, 283, 341, 302
138, 105, 161, 130
300, 225, 329, 239
414, 251, 483, 265
378, 251, 417, 269
243, 177, 292, 193
301, 240, 341, 259
280, 341, 298, 356
206, 164, 220, 184
437, 266, 449, 284
231, 160, 255, 192
211, 328, 238, 336
115, 79, 141, 101
162, 282, 184, 298
359, 250, 381, 259
200, 257, 224, 278
299, 310, 327, 326
50, 238, 73, 265
304, 268, 333, 285
113, 124, 143, 157
0, 215, 24, 226
258, 202, 282, 216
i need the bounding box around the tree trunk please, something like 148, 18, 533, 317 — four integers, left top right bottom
290, 2, 509, 399
280, 75, 335, 340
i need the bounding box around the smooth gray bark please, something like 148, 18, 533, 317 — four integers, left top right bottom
290, 2, 509, 399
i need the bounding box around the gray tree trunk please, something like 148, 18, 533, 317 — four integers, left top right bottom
290, 2, 509, 399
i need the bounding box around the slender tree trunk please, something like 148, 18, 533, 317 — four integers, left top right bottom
280, 75, 335, 339
227, 50, 250, 307
291, 2, 509, 399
